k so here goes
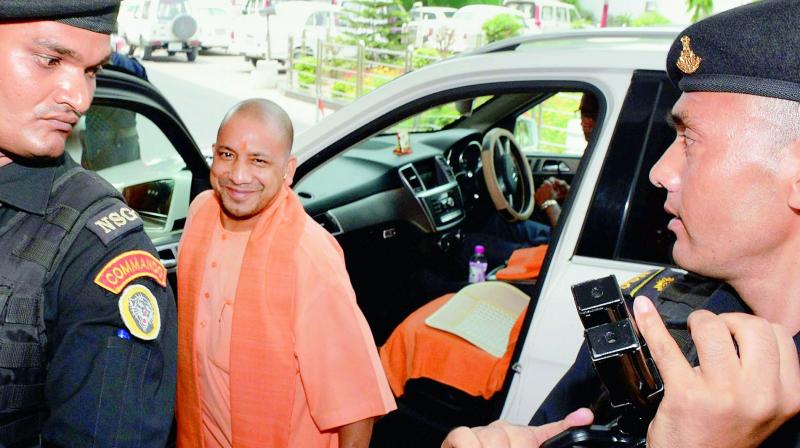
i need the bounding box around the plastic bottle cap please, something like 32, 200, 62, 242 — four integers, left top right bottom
474, 245, 485, 254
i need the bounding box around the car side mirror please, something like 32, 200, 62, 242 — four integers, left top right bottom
455, 98, 474, 117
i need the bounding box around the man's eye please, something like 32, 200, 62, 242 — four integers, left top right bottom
36, 55, 60, 67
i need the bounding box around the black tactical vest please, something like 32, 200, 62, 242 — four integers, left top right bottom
0, 166, 121, 445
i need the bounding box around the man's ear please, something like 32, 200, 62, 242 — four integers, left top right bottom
284, 156, 298, 186
787, 140, 800, 211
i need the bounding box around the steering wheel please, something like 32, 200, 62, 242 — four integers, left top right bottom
480, 128, 535, 222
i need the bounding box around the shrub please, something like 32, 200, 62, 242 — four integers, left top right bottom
482, 14, 523, 44
412, 47, 440, 70
294, 56, 317, 89
332, 81, 356, 99
632, 11, 671, 27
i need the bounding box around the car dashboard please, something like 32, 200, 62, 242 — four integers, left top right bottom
296, 128, 485, 236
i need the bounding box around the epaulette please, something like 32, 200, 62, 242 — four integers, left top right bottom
619, 268, 666, 297
620, 267, 722, 364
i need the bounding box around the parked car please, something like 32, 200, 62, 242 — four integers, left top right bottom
404, 4, 456, 48
86, 28, 681, 446
117, 0, 202, 61
503, 0, 581, 32
194, 4, 235, 51
232, 1, 341, 66
447, 4, 528, 52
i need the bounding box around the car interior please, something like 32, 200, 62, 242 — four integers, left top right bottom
293, 86, 598, 445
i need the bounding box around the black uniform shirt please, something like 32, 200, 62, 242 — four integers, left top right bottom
0, 157, 177, 447
531, 274, 800, 447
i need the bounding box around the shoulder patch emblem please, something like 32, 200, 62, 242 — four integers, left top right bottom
654, 276, 675, 293
118, 284, 161, 340
94, 250, 167, 294
87, 204, 143, 246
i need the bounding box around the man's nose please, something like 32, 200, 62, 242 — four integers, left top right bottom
229, 160, 252, 184
53, 68, 94, 115
649, 139, 682, 191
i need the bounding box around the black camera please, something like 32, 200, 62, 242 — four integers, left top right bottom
542, 275, 664, 447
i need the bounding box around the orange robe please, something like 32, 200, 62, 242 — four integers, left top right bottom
177, 186, 396, 447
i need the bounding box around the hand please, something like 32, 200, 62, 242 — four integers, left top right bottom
633, 296, 800, 448
441, 408, 594, 448
549, 178, 570, 202
535, 180, 556, 206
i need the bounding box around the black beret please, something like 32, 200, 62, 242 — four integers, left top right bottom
667, 0, 800, 102
0, 1, 121, 35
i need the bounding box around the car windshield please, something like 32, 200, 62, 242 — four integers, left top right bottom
382, 96, 493, 134
506, 2, 534, 18
444, 10, 455, 17
157, 0, 188, 20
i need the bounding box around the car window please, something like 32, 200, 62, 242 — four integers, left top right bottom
410, 10, 421, 21
140, 1, 151, 19
506, 2, 534, 18
423, 12, 435, 20
541, 5, 553, 21
556, 7, 567, 23
157, 0, 188, 20
514, 92, 586, 155
69, 105, 187, 238
576, 71, 681, 266
444, 11, 454, 18
386, 95, 493, 133
305, 13, 317, 27
320, 11, 331, 26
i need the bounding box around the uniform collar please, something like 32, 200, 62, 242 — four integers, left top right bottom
702, 283, 800, 352
0, 158, 62, 216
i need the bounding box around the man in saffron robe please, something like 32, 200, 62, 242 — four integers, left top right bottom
176, 98, 396, 448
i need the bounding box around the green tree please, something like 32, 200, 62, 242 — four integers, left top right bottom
482, 13, 524, 43
686, 0, 713, 22
340, 0, 409, 49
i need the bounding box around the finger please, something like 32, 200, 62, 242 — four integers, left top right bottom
634, 296, 694, 384
530, 408, 594, 445
771, 323, 800, 411
687, 310, 740, 381
718, 313, 780, 376
471, 423, 513, 447
442, 426, 483, 448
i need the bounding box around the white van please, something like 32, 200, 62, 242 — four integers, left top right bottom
231, 0, 340, 66
502, 0, 580, 32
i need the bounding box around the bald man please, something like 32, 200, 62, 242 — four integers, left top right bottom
176, 99, 396, 448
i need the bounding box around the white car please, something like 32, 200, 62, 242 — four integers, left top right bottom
448, 4, 528, 52
503, 0, 581, 32
194, 5, 235, 51
86, 28, 682, 444
291, 28, 681, 443
117, 0, 201, 61
232, 1, 341, 66
405, 5, 456, 48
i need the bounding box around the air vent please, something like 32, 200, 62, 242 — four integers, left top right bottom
313, 213, 343, 235
399, 165, 425, 193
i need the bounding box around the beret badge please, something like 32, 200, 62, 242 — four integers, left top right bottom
676, 35, 702, 75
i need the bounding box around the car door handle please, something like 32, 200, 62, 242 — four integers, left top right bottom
156, 242, 179, 272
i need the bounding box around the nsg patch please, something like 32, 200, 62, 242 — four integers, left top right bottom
118, 284, 161, 340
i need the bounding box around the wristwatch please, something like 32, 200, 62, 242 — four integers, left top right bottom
540, 199, 558, 210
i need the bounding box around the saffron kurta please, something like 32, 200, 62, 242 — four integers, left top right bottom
177, 188, 396, 448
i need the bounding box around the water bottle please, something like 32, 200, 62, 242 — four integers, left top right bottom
468, 245, 488, 283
